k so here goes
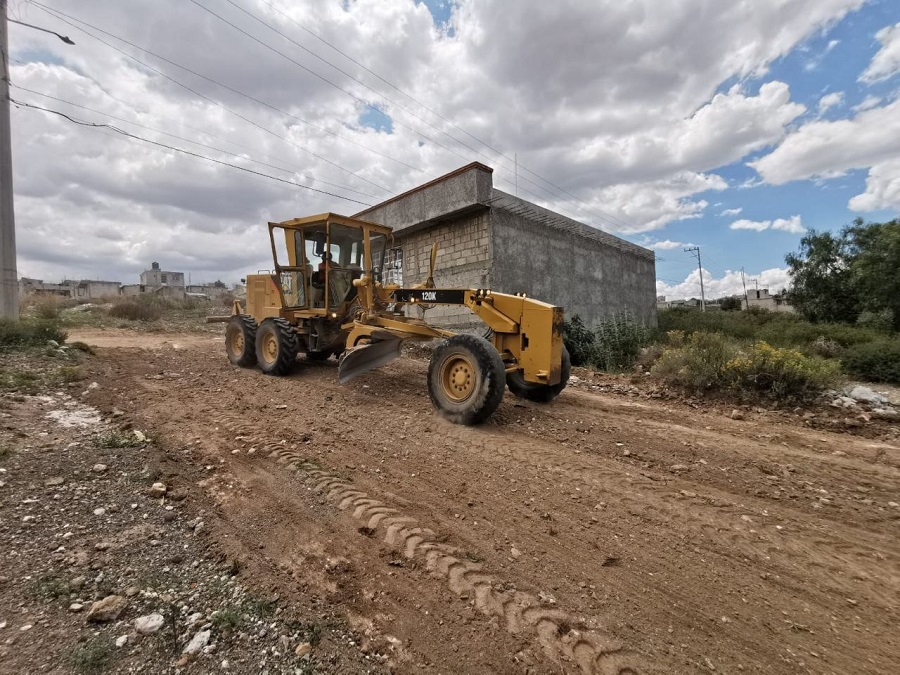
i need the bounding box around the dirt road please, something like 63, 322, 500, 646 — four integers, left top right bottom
74, 329, 900, 674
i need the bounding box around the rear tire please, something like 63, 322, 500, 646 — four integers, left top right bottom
225, 315, 257, 367
255, 318, 299, 376
428, 334, 505, 425
506, 346, 571, 402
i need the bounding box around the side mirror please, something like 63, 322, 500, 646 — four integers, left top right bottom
313, 233, 326, 257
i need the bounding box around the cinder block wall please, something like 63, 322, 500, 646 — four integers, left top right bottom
489, 193, 658, 327
397, 212, 492, 328
355, 162, 657, 331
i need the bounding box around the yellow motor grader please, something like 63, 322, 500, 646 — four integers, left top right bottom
225, 213, 569, 425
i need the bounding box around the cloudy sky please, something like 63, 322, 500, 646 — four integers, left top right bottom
7, 0, 900, 299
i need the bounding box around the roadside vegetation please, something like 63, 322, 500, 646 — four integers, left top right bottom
564, 306, 898, 405
0, 316, 88, 394
562, 217, 900, 403
20, 293, 231, 333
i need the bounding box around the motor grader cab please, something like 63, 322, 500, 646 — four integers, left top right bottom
225, 213, 570, 425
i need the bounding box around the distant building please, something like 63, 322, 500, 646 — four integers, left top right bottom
745, 288, 794, 313
140, 262, 185, 289
18, 277, 121, 300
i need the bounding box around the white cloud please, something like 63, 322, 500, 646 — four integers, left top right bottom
657, 267, 792, 301
853, 95, 882, 112
848, 158, 900, 211
720, 207, 743, 216
818, 91, 844, 113
730, 215, 805, 233
640, 239, 696, 250
6, 0, 868, 281
860, 22, 900, 83
750, 98, 900, 210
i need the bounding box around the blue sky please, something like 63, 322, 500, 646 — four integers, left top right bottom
634, 0, 900, 297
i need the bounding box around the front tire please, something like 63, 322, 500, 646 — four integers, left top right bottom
427, 334, 506, 425
255, 318, 299, 376
506, 346, 571, 402
225, 315, 257, 367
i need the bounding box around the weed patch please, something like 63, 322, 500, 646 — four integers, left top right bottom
212, 607, 244, 631
842, 340, 900, 384
108, 302, 161, 322
0, 318, 67, 350
93, 430, 146, 449
70, 637, 114, 674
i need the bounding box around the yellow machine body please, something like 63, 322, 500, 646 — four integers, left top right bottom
236, 213, 565, 389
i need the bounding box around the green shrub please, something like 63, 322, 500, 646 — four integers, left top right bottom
651, 332, 737, 392
562, 315, 596, 366
841, 340, 900, 384
725, 342, 841, 400
658, 308, 884, 349
32, 297, 63, 320
653, 335, 841, 401
108, 301, 161, 322
593, 311, 651, 372
0, 318, 67, 350
806, 336, 843, 359
70, 637, 114, 674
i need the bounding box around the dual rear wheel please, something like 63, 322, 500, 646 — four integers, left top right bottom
225, 315, 298, 376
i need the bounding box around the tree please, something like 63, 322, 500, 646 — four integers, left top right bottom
847, 218, 900, 332
785, 229, 860, 324
719, 295, 742, 311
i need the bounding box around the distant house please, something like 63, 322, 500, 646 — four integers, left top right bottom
656, 297, 703, 310
140, 262, 185, 289
745, 288, 794, 313
71, 280, 121, 299
18, 277, 121, 300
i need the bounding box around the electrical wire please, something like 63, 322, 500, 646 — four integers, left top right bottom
12, 97, 373, 206
212, 0, 644, 234
30, 1, 393, 195
28, 2, 423, 173
13, 84, 380, 199
29, 1, 645, 234
184, 0, 473, 164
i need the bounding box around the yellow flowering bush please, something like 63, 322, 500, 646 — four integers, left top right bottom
724, 341, 841, 400
652, 335, 841, 402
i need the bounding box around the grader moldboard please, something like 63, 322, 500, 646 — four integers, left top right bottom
224, 213, 570, 425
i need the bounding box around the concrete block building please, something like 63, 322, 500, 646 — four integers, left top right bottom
354, 163, 656, 328
140, 262, 185, 289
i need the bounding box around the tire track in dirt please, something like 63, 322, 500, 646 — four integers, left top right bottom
428, 421, 900, 604
211, 411, 648, 675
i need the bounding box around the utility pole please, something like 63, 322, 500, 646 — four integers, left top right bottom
0, 0, 17, 320
684, 246, 706, 312
740, 267, 749, 311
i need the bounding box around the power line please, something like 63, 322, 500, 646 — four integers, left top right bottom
191, 0, 640, 233
12, 98, 373, 206
31, 1, 644, 234
29, 1, 423, 172
185, 0, 472, 164
13, 85, 380, 199
30, 1, 393, 194
247, 0, 643, 234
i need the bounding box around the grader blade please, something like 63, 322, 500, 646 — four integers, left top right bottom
338, 338, 403, 383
